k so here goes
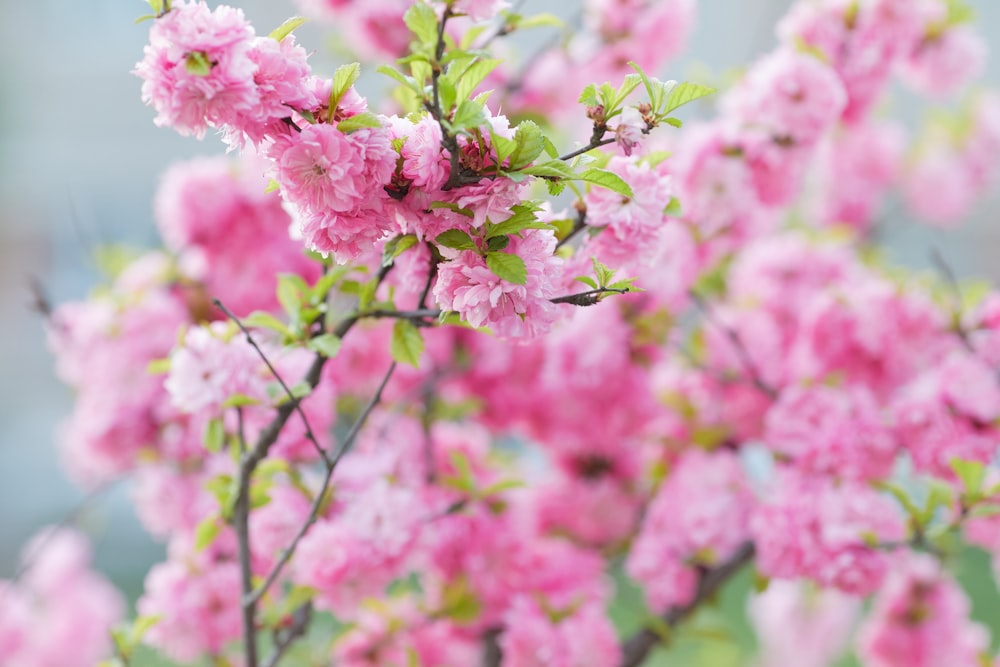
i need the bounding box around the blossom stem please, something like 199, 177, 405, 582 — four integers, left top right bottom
620, 543, 756, 667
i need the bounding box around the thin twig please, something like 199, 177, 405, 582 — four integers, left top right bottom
557, 136, 615, 162
235, 459, 260, 667
262, 603, 312, 667
214, 298, 328, 463
550, 287, 632, 305
1, 480, 118, 596
620, 543, 756, 667
688, 290, 778, 398
244, 362, 398, 607
555, 207, 587, 250
930, 248, 976, 353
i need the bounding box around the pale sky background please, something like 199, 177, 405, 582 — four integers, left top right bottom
0, 0, 998, 595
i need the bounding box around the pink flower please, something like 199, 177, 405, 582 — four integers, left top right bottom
749, 580, 861, 667
135, 1, 259, 138
271, 123, 397, 260
154, 153, 321, 315
723, 48, 847, 146
627, 449, 754, 611
165, 322, 266, 416
0, 529, 124, 667
857, 553, 989, 667
764, 384, 897, 481
899, 27, 987, 99
138, 545, 243, 663
583, 156, 674, 267
751, 469, 905, 594
434, 229, 563, 338
500, 597, 621, 667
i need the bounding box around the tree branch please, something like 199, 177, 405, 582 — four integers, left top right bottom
619, 543, 756, 667
688, 290, 778, 399
262, 603, 312, 667
243, 362, 398, 608
214, 298, 328, 463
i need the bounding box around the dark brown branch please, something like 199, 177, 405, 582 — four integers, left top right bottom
244, 362, 398, 608
550, 287, 632, 306
930, 248, 977, 354
262, 603, 312, 667
214, 298, 327, 463
620, 543, 756, 667
688, 290, 778, 399
555, 206, 587, 250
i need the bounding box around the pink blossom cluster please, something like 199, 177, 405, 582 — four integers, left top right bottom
0, 529, 124, 667
28, 0, 1000, 665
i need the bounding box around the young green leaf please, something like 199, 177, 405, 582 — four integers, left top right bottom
519, 160, 577, 180
269, 16, 308, 42
243, 311, 293, 339
337, 112, 383, 133
455, 58, 501, 104
662, 81, 716, 115
403, 1, 439, 48
450, 99, 486, 132
435, 229, 478, 250
383, 234, 419, 266
307, 333, 343, 359
184, 51, 212, 76
194, 517, 222, 552
580, 168, 634, 198
391, 319, 425, 367
329, 62, 361, 121
486, 252, 527, 285
508, 120, 545, 169
204, 418, 225, 453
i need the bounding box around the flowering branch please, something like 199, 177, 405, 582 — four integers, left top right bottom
262, 603, 312, 667
620, 543, 756, 667
243, 361, 398, 608
688, 290, 778, 399
215, 298, 327, 462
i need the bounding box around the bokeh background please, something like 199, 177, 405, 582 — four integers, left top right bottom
0, 0, 998, 663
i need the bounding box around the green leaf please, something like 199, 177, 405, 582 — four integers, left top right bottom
307, 333, 342, 358
485, 204, 547, 238
403, 1, 439, 47
269, 16, 308, 41
450, 99, 486, 132
490, 129, 518, 165
455, 58, 501, 105
428, 201, 475, 217
146, 357, 171, 375
435, 229, 477, 250
129, 615, 162, 646
243, 311, 293, 339
663, 117, 683, 128
264, 178, 280, 193
575, 276, 598, 289
337, 112, 383, 133
519, 160, 577, 180
516, 12, 563, 29
486, 235, 510, 251
664, 196, 683, 217
627, 61, 656, 108
580, 168, 634, 198
509, 120, 545, 169
391, 320, 425, 368
221, 393, 263, 408
486, 252, 527, 285
592, 257, 616, 287
662, 81, 716, 115
147, 0, 164, 12
377, 64, 422, 93
194, 517, 222, 552
134, 14, 157, 24
950, 458, 987, 496
329, 62, 361, 121
383, 234, 419, 266
277, 274, 309, 324
204, 418, 225, 453
184, 51, 212, 76
578, 83, 599, 108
